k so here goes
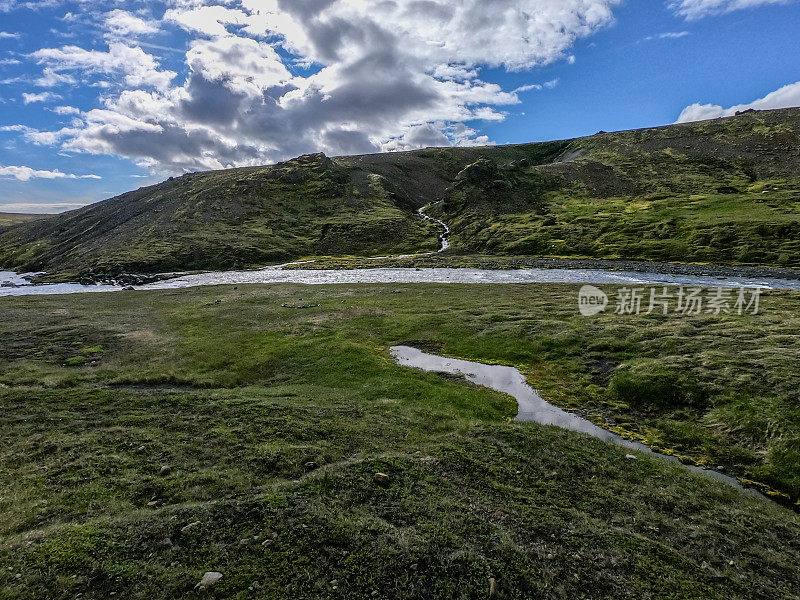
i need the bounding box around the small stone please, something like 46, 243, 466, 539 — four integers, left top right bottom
239, 538, 250, 546
181, 521, 201, 533
330, 579, 338, 586
147, 500, 162, 507
371, 591, 379, 598
489, 577, 497, 598
159, 537, 173, 548
195, 572, 223, 590
625, 454, 637, 461
159, 465, 172, 476
304, 461, 317, 470
374, 472, 390, 485
136, 445, 146, 453
262, 539, 274, 547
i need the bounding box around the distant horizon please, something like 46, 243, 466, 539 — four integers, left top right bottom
2, 0, 800, 213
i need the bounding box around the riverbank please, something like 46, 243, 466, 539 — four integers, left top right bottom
282, 253, 800, 280
1, 283, 799, 598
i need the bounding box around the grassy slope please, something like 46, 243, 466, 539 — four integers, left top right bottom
0, 213, 52, 229
2, 108, 800, 280
437, 108, 800, 265
1, 284, 800, 599
0, 153, 451, 281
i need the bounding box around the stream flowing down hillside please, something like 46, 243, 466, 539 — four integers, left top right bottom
417, 204, 450, 252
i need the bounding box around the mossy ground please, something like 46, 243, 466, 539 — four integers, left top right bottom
1, 283, 799, 599
440, 179, 800, 266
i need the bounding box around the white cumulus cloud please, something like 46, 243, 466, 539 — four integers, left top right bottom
35, 67, 76, 87
0, 164, 101, 181
103, 9, 160, 40
17, 0, 622, 172
30, 42, 176, 91
669, 0, 796, 19
677, 80, 800, 122
51, 105, 81, 115
22, 91, 61, 104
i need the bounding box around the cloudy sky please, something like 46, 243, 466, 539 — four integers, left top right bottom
1, 0, 799, 213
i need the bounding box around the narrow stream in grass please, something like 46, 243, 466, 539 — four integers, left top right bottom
391, 345, 765, 499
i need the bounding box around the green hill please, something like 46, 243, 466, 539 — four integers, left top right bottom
2, 108, 800, 280
0, 212, 52, 229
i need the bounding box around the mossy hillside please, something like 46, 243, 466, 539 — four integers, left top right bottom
440, 109, 800, 265
3, 108, 800, 280
0, 213, 52, 230
2, 284, 800, 598
0, 153, 444, 281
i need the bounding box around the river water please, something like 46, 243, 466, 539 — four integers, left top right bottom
2, 265, 800, 297
391, 345, 763, 498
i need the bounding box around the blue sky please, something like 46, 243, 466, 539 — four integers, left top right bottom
1, 0, 799, 213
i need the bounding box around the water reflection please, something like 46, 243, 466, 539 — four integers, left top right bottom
391, 345, 762, 497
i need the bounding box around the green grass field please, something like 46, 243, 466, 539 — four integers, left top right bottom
1, 283, 800, 599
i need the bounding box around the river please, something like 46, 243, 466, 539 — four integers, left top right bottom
2, 264, 800, 297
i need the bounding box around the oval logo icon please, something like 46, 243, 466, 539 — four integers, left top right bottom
578, 285, 608, 316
